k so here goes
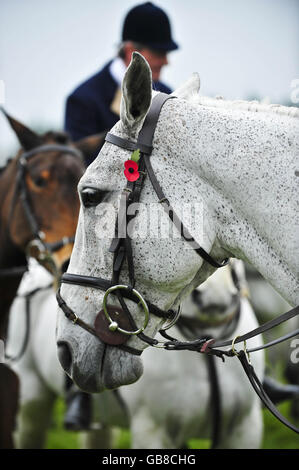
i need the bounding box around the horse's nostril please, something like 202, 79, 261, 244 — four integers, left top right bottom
57, 342, 73, 374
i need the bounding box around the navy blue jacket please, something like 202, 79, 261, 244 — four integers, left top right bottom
64, 60, 171, 164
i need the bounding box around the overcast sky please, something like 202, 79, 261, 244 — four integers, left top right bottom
0, 0, 298, 161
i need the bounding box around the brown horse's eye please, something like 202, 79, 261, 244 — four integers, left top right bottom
34, 176, 47, 187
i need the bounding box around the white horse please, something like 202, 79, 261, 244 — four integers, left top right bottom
7, 260, 265, 449
56, 52, 298, 395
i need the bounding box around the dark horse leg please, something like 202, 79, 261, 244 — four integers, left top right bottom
64, 376, 92, 431
0, 364, 19, 449
0, 273, 24, 449
285, 353, 299, 420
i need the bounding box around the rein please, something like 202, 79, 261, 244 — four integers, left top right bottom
5, 283, 53, 362
0, 144, 82, 279
57, 93, 299, 434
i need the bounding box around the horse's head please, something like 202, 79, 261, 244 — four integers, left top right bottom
56, 53, 230, 392
1, 109, 105, 275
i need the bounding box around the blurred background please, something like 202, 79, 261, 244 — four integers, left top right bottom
0, 0, 298, 163
1, 1, 299, 450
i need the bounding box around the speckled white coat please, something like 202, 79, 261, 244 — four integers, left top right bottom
56, 52, 298, 393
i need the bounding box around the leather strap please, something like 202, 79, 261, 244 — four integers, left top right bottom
5, 284, 52, 362
0, 266, 28, 278
137, 93, 176, 152
43, 236, 75, 253
143, 154, 229, 268
212, 305, 299, 349
237, 351, 299, 434
61, 273, 173, 321
247, 327, 299, 353
20, 144, 83, 162
205, 353, 222, 448
105, 133, 152, 155
56, 288, 143, 356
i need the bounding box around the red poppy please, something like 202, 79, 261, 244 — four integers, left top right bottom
124, 159, 140, 182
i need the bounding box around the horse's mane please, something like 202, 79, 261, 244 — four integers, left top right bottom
191, 95, 299, 119
0, 158, 13, 175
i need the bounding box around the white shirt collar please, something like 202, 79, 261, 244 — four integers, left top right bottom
109, 57, 126, 86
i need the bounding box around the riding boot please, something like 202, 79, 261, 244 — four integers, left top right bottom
63, 375, 92, 431
284, 360, 299, 420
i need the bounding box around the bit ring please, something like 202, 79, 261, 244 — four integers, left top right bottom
102, 284, 149, 335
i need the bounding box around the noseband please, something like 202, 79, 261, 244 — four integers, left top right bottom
57, 93, 229, 355
0, 143, 83, 279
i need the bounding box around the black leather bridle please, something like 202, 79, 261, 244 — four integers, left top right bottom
0, 143, 83, 279
57, 93, 229, 353
56, 93, 299, 434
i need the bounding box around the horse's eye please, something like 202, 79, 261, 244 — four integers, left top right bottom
34, 176, 47, 187
81, 187, 108, 208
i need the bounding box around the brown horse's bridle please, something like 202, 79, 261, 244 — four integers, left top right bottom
56, 93, 299, 434
0, 143, 83, 279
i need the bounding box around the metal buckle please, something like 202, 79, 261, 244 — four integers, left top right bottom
231, 335, 240, 356
26, 238, 59, 278
102, 284, 149, 336
159, 306, 181, 331
231, 335, 251, 363
26, 238, 47, 260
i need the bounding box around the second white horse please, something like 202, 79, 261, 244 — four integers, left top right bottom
7, 260, 264, 449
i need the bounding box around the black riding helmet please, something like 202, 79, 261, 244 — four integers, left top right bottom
122, 2, 179, 52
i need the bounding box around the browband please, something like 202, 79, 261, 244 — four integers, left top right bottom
105, 133, 152, 155
20, 144, 83, 162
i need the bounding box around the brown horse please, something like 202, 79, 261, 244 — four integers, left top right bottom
0, 110, 104, 448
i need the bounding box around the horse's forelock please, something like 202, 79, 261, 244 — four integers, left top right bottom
42, 131, 71, 145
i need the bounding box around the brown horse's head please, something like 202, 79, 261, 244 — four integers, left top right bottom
0, 110, 105, 276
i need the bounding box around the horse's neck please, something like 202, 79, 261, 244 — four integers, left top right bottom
0, 229, 25, 339
0, 201, 25, 271
0, 156, 18, 202
0, 159, 26, 336
0, 154, 24, 260
163, 100, 298, 305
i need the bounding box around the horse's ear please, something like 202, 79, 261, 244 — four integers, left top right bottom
120, 52, 152, 132
172, 73, 200, 100
74, 132, 107, 164
1, 107, 42, 150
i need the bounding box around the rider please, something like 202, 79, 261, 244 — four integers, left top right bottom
64, 2, 179, 165
63, 2, 179, 430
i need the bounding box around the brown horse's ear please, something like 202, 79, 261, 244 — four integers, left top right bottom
74, 132, 107, 165
1, 107, 42, 150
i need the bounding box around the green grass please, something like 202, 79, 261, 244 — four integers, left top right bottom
262, 401, 299, 449
46, 397, 299, 449
47, 399, 78, 449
